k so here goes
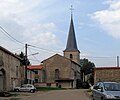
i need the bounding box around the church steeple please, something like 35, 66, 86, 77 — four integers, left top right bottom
64, 15, 79, 52
63, 12, 80, 65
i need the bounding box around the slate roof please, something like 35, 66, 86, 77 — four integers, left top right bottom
64, 15, 79, 52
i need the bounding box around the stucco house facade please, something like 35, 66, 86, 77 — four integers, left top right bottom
27, 65, 43, 84
0, 46, 21, 91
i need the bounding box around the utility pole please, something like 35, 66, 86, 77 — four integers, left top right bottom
117, 56, 119, 67
25, 44, 28, 84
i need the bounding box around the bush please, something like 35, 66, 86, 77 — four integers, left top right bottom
82, 82, 90, 89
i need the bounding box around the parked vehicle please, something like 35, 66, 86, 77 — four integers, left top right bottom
92, 82, 120, 100
14, 84, 36, 93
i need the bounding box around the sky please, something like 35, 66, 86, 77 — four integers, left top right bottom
0, 0, 120, 67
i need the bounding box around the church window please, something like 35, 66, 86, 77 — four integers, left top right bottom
70, 54, 73, 59
42, 70, 46, 82
55, 69, 59, 80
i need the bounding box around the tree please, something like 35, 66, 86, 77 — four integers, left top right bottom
18, 52, 30, 66
80, 58, 95, 85
80, 58, 95, 75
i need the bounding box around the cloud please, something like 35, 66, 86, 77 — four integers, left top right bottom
91, 0, 120, 39
0, 0, 58, 48
0, 0, 60, 65
23, 23, 58, 45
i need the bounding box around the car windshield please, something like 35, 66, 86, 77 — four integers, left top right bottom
104, 83, 120, 91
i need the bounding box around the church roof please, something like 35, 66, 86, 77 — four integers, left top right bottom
64, 15, 79, 52
42, 54, 80, 67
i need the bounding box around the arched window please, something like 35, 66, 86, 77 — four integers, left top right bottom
70, 54, 73, 59
55, 69, 59, 80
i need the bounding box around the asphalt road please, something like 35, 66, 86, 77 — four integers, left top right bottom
22, 89, 91, 100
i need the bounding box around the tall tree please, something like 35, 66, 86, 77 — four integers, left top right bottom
80, 58, 95, 75
80, 58, 95, 84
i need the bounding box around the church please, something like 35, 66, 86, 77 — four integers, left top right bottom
41, 14, 81, 88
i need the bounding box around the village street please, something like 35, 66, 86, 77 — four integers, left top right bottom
21, 89, 90, 100
0, 89, 91, 100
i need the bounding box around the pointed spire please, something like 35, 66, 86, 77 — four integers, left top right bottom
64, 14, 79, 52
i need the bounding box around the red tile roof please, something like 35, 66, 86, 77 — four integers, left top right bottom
27, 64, 43, 70
95, 67, 120, 70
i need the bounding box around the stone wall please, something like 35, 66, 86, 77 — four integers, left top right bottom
64, 51, 80, 65
43, 54, 72, 83
94, 67, 120, 84
0, 47, 21, 91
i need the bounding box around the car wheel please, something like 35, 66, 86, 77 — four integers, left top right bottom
101, 97, 104, 100
30, 89, 35, 93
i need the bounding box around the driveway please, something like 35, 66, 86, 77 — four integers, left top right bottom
22, 89, 90, 100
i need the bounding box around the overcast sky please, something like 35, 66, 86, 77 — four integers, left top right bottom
0, 0, 120, 67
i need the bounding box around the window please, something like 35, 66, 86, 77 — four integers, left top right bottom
34, 70, 38, 74
70, 54, 73, 59
55, 69, 59, 80
35, 78, 39, 83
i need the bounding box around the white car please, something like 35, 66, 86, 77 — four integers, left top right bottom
14, 84, 36, 93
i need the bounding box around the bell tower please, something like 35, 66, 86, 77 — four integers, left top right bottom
63, 11, 80, 65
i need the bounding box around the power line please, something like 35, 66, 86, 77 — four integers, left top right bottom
0, 26, 24, 45
28, 44, 62, 54
81, 56, 116, 59
27, 47, 40, 62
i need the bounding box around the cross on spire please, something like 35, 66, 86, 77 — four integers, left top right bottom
70, 5, 74, 15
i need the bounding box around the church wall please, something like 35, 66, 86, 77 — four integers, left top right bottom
64, 51, 80, 65
59, 82, 72, 88
71, 62, 81, 88
42, 55, 72, 83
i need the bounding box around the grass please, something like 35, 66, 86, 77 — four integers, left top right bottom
36, 87, 65, 91
86, 88, 93, 97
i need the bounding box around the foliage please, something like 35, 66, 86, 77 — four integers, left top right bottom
80, 58, 95, 85
18, 52, 30, 66
82, 81, 90, 89
80, 58, 95, 75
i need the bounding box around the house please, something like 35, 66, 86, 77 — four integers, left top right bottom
94, 67, 120, 84
41, 15, 81, 88
0, 46, 21, 91
27, 65, 43, 83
